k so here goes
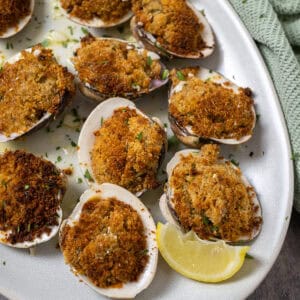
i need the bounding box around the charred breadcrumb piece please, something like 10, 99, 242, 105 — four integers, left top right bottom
0, 0, 31, 35
73, 36, 162, 97
132, 0, 206, 56
0, 150, 66, 244
0, 45, 75, 137
170, 144, 262, 242
60, 0, 131, 23
91, 107, 165, 194
169, 67, 255, 140
60, 197, 148, 288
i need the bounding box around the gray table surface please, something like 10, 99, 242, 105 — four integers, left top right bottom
0, 209, 299, 300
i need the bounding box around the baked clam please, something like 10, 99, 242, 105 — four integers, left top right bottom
131, 0, 215, 59
59, 183, 158, 299
168, 67, 256, 147
73, 35, 169, 102
59, 0, 132, 28
0, 150, 66, 249
160, 144, 262, 243
0, 0, 35, 38
78, 97, 167, 196
0, 45, 75, 143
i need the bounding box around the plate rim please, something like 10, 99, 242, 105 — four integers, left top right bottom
223, 0, 294, 297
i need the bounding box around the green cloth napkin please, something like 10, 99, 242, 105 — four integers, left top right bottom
229, 0, 300, 212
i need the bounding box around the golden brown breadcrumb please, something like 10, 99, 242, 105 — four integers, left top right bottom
60, 0, 131, 24
60, 196, 148, 288
0, 0, 31, 35
0, 45, 75, 137
132, 0, 206, 56
91, 107, 166, 193
0, 150, 66, 244
73, 36, 162, 97
169, 144, 262, 241
169, 67, 255, 140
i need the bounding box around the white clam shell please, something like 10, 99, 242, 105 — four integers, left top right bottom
169, 67, 256, 146
58, 1, 132, 28
60, 183, 158, 299
160, 149, 262, 242
131, 0, 215, 59
0, 0, 35, 38
78, 97, 167, 196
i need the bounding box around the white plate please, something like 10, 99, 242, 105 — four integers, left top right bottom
0, 0, 293, 299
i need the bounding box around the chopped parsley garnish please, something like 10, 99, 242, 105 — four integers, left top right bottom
162, 69, 169, 80
24, 184, 30, 190
168, 136, 179, 149
147, 56, 153, 66
81, 27, 89, 35
230, 159, 240, 166
77, 178, 83, 184
68, 26, 74, 35
176, 71, 186, 81
56, 146, 61, 151
136, 132, 143, 141
84, 169, 94, 182
100, 117, 104, 126
41, 39, 50, 47
245, 253, 254, 259
71, 141, 77, 147
57, 156, 62, 162
291, 152, 300, 161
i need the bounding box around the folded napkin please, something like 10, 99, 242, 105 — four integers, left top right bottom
229, 0, 300, 212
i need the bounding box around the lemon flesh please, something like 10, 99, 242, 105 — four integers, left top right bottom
157, 222, 250, 283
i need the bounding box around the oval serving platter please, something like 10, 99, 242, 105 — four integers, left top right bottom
0, 0, 293, 299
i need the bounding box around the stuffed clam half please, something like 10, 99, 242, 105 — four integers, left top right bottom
59, 183, 158, 299
73, 35, 169, 102
78, 97, 167, 196
131, 0, 215, 59
59, 0, 132, 28
0, 151, 66, 249
160, 144, 262, 243
0, 0, 35, 38
168, 67, 256, 147
0, 45, 75, 142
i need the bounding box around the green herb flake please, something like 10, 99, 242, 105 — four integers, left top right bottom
168, 136, 179, 149
71, 141, 77, 147
136, 132, 143, 141
56, 146, 61, 151
176, 71, 186, 81
84, 169, 94, 182
242, 0, 247, 3
164, 123, 168, 128
41, 39, 50, 47
81, 27, 89, 35
57, 156, 62, 162
27, 224, 31, 232
162, 69, 169, 80
230, 159, 240, 166
24, 184, 30, 190
146, 56, 153, 66
2, 261, 6, 266
200, 9, 205, 16
77, 178, 83, 184
202, 214, 210, 226
245, 253, 254, 259
68, 26, 74, 35
139, 249, 149, 256
256, 114, 260, 121
100, 117, 104, 126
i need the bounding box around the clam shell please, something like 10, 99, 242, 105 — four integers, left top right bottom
78, 97, 167, 197
169, 67, 256, 147
0, 0, 35, 39
59, 183, 158, 299
160, 149, 262, 243
75, 37, 168, 103
59, 1, 132, 28
130, 0, 215, 59
0, 47, 74, 143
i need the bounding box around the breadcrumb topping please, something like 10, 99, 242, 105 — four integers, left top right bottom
60, 0, 131, 24
0, 45, 75, 137
169, 67, 255, 140
132, 0, 206, 56
0, 0, 31, 35
91, 107, 166, 194
60, 196, 148, 288
73, 36, 162, 97
0, 151, 66, 244
169, 144, 262, 241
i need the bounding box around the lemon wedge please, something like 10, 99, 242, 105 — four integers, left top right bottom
157, 222, 250, 283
